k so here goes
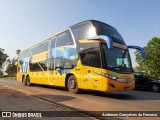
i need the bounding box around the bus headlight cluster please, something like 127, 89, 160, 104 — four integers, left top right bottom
93, 70, 132, 83
108, 75, 117, 80
116, 78, 132, 83
93, 71, 117, 80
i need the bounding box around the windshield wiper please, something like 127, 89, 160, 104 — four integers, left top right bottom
110, 66, 121, 70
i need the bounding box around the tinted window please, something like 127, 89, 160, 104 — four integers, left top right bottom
30, 62, 41, 71
30, 45, 38, 55
135, 72, 144, 78
77, 42, 99, 52
102, 44, 132, 73
93, 21, 126, 45
30, 40, 49, 55
50, 37, 56, 49
37, 44, 41, 53
80, 48, 101, 68
30, 61, 48, 71
56, 31, 73, 47
46, 59, 54, 70
71, 21, 96, 41
135, 74, 143, 78
42, 41, 49, 52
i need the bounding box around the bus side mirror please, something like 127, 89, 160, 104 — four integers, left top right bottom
127, 45, 145, 58
87, 35, 113, 49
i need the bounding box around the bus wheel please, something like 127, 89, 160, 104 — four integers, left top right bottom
67, 75, 79, 94
22, 76, 27, 86
26, 76, 32, 86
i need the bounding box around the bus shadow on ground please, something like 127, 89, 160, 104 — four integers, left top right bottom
30, 84, 160, 101
79, 90, 160, 100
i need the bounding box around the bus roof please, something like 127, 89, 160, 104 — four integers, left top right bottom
20, 20, 115, 53
20, 28, 68, 52
70, 20, 117, 30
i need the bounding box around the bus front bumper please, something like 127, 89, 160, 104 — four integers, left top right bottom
107, 79, 135, 92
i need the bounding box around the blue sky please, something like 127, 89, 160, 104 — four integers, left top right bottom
0, 0, 160, 67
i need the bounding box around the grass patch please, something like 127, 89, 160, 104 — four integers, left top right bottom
0, 76, 16, 80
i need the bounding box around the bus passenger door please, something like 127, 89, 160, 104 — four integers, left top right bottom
87, 66, 102, 91
79, 48, 102, 90
80, 66, 88, 89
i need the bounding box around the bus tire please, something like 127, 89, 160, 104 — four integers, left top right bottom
22, 75, 27, 86
26, 76, 32, 86
67, 75, 79, 94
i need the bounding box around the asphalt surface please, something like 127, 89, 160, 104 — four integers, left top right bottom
0, 84, 94, 120
0, 79, 160, 120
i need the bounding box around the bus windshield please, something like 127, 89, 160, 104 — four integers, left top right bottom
93, 21, 126, 45
102, 44, 132, 73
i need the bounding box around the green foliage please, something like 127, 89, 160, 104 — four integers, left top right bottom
16, 49, 21, 56
5, 50, 20, 76
0, 48, 8, 70
5, 58, 17, 76
135, 37, 160, 78
134, 66, 142, 72
0, 70, 3, 75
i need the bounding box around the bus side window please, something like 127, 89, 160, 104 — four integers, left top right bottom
48, 59, 54, 70
44, 41, 49, 51
80, 48, 101, 68
30, 62, 42, 71
56, 31, 73, 47
30, 63, 33, 71
71, 21, 96, 41
50, 37, 56, 49
79, 52, 87, 65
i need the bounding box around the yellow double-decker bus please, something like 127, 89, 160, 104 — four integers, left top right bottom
17, 20, 145, 93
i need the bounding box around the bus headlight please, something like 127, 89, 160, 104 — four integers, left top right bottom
93, 70, 132, 83
116, 78, 132, 83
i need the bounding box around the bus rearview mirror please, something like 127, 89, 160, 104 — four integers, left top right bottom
127, 45, 145, 58
87, 35, 113, 49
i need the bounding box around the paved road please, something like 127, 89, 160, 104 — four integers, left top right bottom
0, 83, 93, 120
0, 79, 160, 119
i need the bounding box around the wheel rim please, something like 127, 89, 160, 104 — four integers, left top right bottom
152, 84, 159, 92
69, 79, 76, 89
27, 77, 30, 85
22, 77, 25, 84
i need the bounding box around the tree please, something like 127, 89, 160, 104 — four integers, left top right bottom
16, 49, 21, 56
135, 37, 160, 78
0, 48, 8, 71
5, 58, 17, 76
134, 66, 143, 72
5, 50, 21, 76
0, 70, 3, 75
